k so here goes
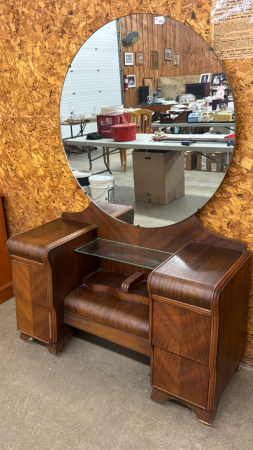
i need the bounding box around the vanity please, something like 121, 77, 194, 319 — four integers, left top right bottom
7, 201, 251, 425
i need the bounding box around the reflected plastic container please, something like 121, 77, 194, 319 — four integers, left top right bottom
111, 123, 137, 141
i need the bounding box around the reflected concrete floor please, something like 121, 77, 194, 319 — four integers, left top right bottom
66, 146, 225, 227
1, 299, 253, 450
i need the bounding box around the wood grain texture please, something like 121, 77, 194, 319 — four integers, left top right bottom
96, 202, 134, 224
12, 260, 48, 306
152, 300, 211, 365
15, 297, 51, 343
121, 272, 145, 292
64, 311, 151, 356
9, 218, 99, 344
0, 1, 253, 363
7, 218, 96, 263
63, 202, 246, 252
83, 269, 149, 304
149, 241, 245, 308
152, 347, 210, 408
149, 244, 251, 420
151, 387, 218, 425
211, 254, 252, 410
64, 283, 150, 338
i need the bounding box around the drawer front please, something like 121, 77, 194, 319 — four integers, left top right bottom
152, 347, 209, 408
152, 300, 211, 365
16, 297, 51, 343
12, 260, 48, 307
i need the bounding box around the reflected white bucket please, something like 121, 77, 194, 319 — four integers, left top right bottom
89, 174, 114, 203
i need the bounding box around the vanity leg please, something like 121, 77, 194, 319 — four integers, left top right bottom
20, 332, 31, 341
151, 387, 172, 403
191, 406, 218, 426
46, 331, 73, 355
151, 388, 218, 425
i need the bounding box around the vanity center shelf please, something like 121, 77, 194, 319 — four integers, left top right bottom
75, 238, 173, 270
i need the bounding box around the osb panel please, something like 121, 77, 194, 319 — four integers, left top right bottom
0, 118, 89, 233
0, 0, 253, 364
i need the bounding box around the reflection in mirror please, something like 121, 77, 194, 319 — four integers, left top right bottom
60, 14, 235, 228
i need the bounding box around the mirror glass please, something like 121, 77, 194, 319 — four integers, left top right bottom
60, 14, 235, 228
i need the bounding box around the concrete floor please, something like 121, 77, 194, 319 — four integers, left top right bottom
66, 145, 225, 227
1, 298, 253, 450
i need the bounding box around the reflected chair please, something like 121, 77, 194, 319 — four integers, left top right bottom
134, 108, 153, 133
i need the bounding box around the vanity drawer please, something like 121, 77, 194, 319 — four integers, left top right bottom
152, 347, 209, 408
152, 299, 211, 365
16, 297, 51, 343
12, 260, 48, 307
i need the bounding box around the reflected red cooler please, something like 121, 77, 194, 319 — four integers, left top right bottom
111, 123, 137, 141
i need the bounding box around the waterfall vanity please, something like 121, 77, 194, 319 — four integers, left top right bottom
7, 201, 251, 425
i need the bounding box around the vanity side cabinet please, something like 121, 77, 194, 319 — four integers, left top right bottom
148, 241, 251, 425
7, 218, 98, 354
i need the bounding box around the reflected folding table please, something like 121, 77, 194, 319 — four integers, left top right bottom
64, 133, 234, 174
60, 120, 96, 139
60, 119, 97, 157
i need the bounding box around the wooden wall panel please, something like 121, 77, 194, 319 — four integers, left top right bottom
0, 195, 13, 304
0, 1, 253, 365
122, 14, 223, 107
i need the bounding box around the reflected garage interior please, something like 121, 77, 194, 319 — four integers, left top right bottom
60, 14, 235, 227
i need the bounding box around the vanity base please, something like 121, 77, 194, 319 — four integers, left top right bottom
20, 332, 31, 341
151, 388, 217, 425
7, 204, 251, 425
65, 312, 151, 356
46, 330, 73, 355
64, 270, 150, 356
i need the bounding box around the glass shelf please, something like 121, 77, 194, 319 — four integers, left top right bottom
75, 238, 173, 270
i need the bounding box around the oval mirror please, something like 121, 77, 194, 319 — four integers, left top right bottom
60, 13, 235, 228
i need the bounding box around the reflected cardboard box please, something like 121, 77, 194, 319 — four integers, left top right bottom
197, 153, 208, 171
132, 150, 184, 205
197, 152, 227, 172
184, 151, 197, 171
